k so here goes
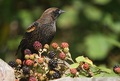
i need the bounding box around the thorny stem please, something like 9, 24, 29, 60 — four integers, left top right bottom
38, 48, 47, 57
66, 52, 74, 63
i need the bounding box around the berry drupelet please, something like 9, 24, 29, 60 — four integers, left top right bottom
48, 51, 56, 59
48, 59, 58, 69
22, 66, 30, 75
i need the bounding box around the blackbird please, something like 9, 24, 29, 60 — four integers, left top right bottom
16, 7, 65, 58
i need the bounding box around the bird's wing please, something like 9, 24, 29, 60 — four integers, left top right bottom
26, 22, 39, 33
16, 22, 39, 55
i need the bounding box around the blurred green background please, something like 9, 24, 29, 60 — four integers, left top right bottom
0, 0, 120, 67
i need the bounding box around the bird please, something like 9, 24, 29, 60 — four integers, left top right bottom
16, 7, 65, 58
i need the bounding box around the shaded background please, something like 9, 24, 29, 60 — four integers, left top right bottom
0, 0, 120, 67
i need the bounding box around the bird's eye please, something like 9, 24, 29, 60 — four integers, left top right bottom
53, 9, 60, 17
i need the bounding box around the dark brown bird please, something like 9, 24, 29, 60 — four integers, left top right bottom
16, 7, 65, 57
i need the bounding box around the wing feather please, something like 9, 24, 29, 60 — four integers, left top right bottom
16, 22, 39, 55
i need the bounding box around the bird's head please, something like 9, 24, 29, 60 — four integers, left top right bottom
39, 7, 65, 23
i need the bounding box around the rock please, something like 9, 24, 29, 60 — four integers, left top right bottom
0, 59, 15, 81
50, 77, 120, 81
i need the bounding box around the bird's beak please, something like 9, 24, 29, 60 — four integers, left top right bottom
59, 10, 65, 14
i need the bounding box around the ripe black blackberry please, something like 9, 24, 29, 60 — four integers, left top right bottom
22, 66, 30, 75
8, 61, 17, 67
52, 71, 61, 79
48, 59, 58, 69
48, 51, 56, 59
19, 77, 28, 81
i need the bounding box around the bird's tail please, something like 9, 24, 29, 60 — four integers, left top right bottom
15, 45, 21, 55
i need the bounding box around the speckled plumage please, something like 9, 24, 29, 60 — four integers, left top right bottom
16, 8, 64, 58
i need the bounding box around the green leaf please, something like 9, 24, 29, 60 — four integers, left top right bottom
103, 14, 120, 33
107, 37, 120, 48
84, 5, 102, 21
75, 56, 86, 63
102, 14, 113, 27
111, 22, 120, 34
58, 6, 79, 29
70, 63, 79, 68
98, 66, 112, 73
85, 34, 111, 60
7, 36, 22, 50
75, 56, 93, 65
93, 0, 111, 5
18, 10, 33, 29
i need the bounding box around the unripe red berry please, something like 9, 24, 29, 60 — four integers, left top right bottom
83, 63, 89, 70
29, 76, 37, 81
51, 42, 59, 49
25, 59, 34, 66
38, 57, 44, 64
15, 79, 19, 81
16, 59, 22, 65
70, 68, 77, 75
113, 65, 120, 74
114, 67, 120, 74
33, 41, 42, 51
59, 52, 66, 60
61, 42, 69, 48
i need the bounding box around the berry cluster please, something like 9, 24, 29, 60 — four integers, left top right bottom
8, 41, 120, 81
9, 41, 73, 81
69, 62, 92, 77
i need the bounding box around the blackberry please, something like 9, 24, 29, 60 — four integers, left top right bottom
8, 61, 17, 67
19, 77, 28, 81
48, 59, 58, 69
48, 51, 56, 59
24, 49, 31, 55
33, 41, 42, 51
52, 71, 61, 79
22, 66, 30, 75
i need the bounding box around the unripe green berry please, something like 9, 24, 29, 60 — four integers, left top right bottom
63, 47, 69, 53
29, 54, 35, 60
44, 44, 49, 49
25, 54, 30, 59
